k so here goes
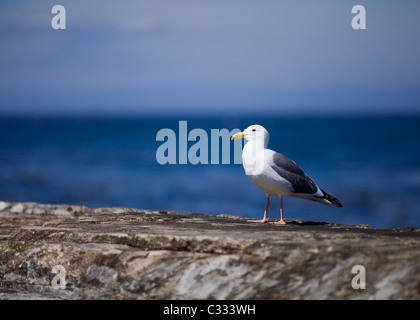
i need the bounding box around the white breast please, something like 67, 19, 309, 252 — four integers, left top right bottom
242, 143, 293, 196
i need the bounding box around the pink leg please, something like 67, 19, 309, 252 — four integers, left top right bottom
270, 197, 286, 225
247, 195, 270, 223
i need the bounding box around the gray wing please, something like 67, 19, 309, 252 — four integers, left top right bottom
271, 153, 318, 194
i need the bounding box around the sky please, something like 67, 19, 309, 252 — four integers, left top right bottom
0, 0, 420, 115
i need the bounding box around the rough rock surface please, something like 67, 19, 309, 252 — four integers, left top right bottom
0, 201, 419, 300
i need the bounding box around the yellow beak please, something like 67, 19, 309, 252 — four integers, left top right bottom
231, 132, 245, 140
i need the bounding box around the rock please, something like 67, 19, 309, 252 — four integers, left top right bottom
0, 201, 420, 299
0, 201, 9, 211
9, 203, 25, 214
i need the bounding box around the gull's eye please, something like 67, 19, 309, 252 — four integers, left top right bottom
252, 129, 256, 132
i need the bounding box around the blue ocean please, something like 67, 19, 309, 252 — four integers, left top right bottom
0, 115, 419, 229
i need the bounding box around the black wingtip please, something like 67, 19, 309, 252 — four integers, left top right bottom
320, 188, 343, 208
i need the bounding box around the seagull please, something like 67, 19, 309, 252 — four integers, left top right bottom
231, 124, 342, 225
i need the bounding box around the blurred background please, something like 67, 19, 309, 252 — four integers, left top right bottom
1, 0, 419, 228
